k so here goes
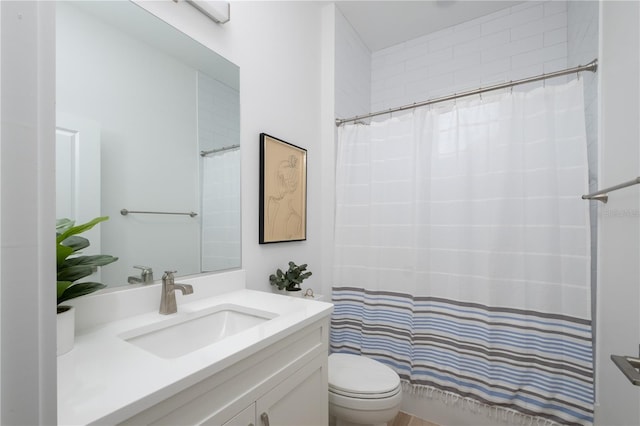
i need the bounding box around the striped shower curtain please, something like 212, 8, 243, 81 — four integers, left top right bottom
331, 79, 593, 425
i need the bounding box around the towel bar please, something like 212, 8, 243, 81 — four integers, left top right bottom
582, 177, 640, 204
120, 209, 198, 218
611, 354, 640, 386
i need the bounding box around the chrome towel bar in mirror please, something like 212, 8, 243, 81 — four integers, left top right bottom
120, 209, 198, 218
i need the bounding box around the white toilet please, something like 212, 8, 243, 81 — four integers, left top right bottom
328, 353, 402, 426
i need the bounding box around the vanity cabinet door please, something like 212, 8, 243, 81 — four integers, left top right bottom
256, 354, 328, 426
218, 404, 255, 426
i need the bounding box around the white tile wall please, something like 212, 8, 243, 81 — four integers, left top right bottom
198, 72, 241, 271
370, 1, 570, 114
568, 1, 598, 190
198, 72, 240, 152
200, 149, 240, 271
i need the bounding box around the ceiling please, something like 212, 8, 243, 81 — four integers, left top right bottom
336, 1, 525, 52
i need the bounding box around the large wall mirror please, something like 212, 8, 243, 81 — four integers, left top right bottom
56, 1, 241, 287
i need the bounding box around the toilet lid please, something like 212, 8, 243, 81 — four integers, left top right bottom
328, 353, 401, 396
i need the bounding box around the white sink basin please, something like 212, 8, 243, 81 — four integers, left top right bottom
119, 304, 277, 358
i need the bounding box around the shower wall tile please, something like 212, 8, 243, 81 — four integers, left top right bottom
481, 3, 544, 36
198, 72, 241, 271
371, 1, 570, 113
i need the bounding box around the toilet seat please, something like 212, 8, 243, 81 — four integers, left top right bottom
328, 353, 401, 399
329, 385, 401, 400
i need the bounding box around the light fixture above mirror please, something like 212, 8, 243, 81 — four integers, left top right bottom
185, 0, 230, 24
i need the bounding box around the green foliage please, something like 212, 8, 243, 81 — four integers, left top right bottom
56, 216, 118, 305
269, 261, 312, 291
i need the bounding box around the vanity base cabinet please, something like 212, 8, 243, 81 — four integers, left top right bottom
254, 354, 327, 426
217, 354, 326, 426
119, 317, 329, 426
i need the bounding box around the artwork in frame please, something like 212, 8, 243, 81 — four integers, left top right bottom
259, 133, 307, 244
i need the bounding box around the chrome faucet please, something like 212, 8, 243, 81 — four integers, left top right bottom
128, 265, 154, 284
159, 270, 193, 315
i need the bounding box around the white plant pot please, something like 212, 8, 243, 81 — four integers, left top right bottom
57, 305, 75, 356
272, 287, 303, 297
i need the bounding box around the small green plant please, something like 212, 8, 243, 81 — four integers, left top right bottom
56, 216, 118, 306
269, 261, 312, 291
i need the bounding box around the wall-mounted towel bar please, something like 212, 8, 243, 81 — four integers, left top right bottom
200, 144, 240, 157
582, 177, 640, 204
611, 354, 640, 386
120, 209, 198, 218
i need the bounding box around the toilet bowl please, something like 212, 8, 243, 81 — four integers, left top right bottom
328, 353, 402, 426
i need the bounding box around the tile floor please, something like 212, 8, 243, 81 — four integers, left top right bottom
388, 411, 439, 426
330, 410, 437, 426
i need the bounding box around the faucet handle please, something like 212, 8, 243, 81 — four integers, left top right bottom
134, 265, 152, 272
133, 265, 154, 283
162, 270, 177, 281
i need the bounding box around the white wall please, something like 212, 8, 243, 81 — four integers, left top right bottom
0, 1, 57, 424
334, 7, 371, 119
595, 1, 640, 424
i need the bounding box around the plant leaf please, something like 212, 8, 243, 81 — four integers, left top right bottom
56, 244, 74, 267
58, 265, 96, 282
56, 216, 109, 244
61, 255, 118, 268
58, 282, 106, 305
57, 280, 73, 300
60, 235, 90, 252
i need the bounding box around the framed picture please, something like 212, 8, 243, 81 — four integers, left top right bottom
259, 133, 307, 244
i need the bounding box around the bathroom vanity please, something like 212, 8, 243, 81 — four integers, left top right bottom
57, 270, 333, 425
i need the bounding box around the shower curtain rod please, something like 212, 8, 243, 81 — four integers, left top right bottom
335, 59, 598, 127
200, 144, 240, 157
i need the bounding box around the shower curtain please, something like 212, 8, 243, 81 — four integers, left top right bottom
331, 79, 593, 425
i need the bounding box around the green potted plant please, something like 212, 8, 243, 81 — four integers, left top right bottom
56, 216, 118, 355
269, 261, 312, 294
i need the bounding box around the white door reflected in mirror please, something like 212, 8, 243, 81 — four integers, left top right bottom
56, 112, 102, 282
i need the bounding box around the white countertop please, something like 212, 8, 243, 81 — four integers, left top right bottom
57, 288, 333, 425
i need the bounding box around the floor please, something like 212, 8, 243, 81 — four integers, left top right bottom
329, 410, 437, 426
389, 411, 439, 426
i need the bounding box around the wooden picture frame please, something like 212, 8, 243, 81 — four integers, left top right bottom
259, 133, 307, 244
